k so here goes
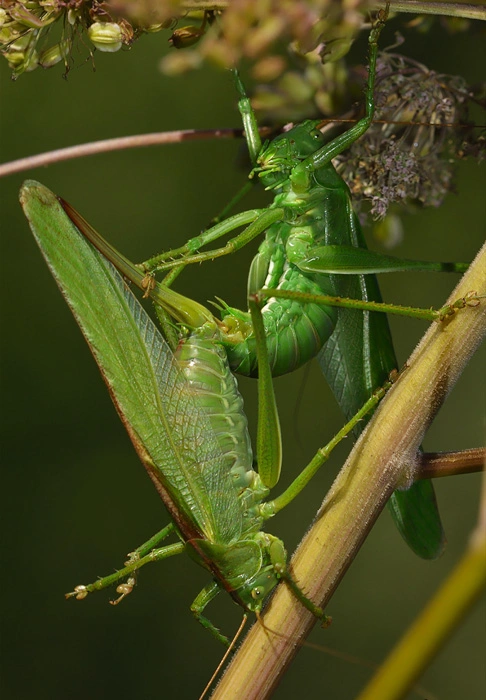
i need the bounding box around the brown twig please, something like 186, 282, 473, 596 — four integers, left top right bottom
419, 448, 484, 479
0, 128, 253, 179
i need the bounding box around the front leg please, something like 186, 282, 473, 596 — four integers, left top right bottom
289, 4, 389, 193
191, 581, 229, 646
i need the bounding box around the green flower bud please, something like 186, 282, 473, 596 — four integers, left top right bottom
9, 5, 45, 29
145, 24, 164, 33
88, 22, 122, 53
6, 39, 39, 73
5, 49, 26, 69
67, 9, 81, 26
373, 214, 404, 248
0, 22, 22, 45
39, 42, 64, 68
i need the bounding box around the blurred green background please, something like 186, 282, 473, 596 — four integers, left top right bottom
1, 17, 485, 700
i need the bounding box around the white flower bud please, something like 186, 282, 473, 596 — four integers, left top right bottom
88, 22, 122, 53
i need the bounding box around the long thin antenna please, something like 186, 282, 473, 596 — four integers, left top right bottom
198, 615, 248, 700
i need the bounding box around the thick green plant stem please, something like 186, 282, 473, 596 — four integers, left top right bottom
211, 242, 486, 699
356, 529, 486, 700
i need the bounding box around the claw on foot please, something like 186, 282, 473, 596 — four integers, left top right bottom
141, 274, 156, 298
65, 584, 89, 601
109, 577, 136, 606
438, 291, 481, 321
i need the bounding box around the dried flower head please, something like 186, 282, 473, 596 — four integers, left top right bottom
332, 52, 485, 226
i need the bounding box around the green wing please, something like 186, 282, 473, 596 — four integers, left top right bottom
317, 191, 445, 560
20, 180, 243, 545
387, 480, 445, 559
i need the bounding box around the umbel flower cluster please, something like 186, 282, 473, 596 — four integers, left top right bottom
1, 1, 483, 232
0, 0, 170, 77
0, 0, 367, 79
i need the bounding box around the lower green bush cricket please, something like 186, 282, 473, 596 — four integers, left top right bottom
20, 177, 482, 692
22, 180, 402, 647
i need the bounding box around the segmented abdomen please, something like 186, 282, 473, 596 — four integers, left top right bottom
225, 273, 336, 377
175, 324, 269, 531
175, 324, 253, 472
223, 209, 338, 377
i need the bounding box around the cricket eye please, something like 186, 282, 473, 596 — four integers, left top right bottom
251, 586, 264, 600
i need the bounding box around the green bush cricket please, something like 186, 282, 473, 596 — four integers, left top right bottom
21, 180, 397, 645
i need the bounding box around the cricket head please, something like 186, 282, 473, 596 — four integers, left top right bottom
253, 120, 326, 190
233, 533, 287, 613
235, 565, 280, 614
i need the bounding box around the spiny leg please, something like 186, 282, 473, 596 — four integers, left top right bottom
291, 3, 389, 191
125, 522, 178, 561
138, 208, 265, 274
234, 68, 262, 167
264, 537, 328, 623
194, 70, 266, 235
140, 68, 265, 276
108, 524, 182, 604
256, 287, 481, 324
66, 525, 184, 604
191, 581, 230, 646
276, 565, 330, 625
261, 378, 392, 518
145, 206, 285, 272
